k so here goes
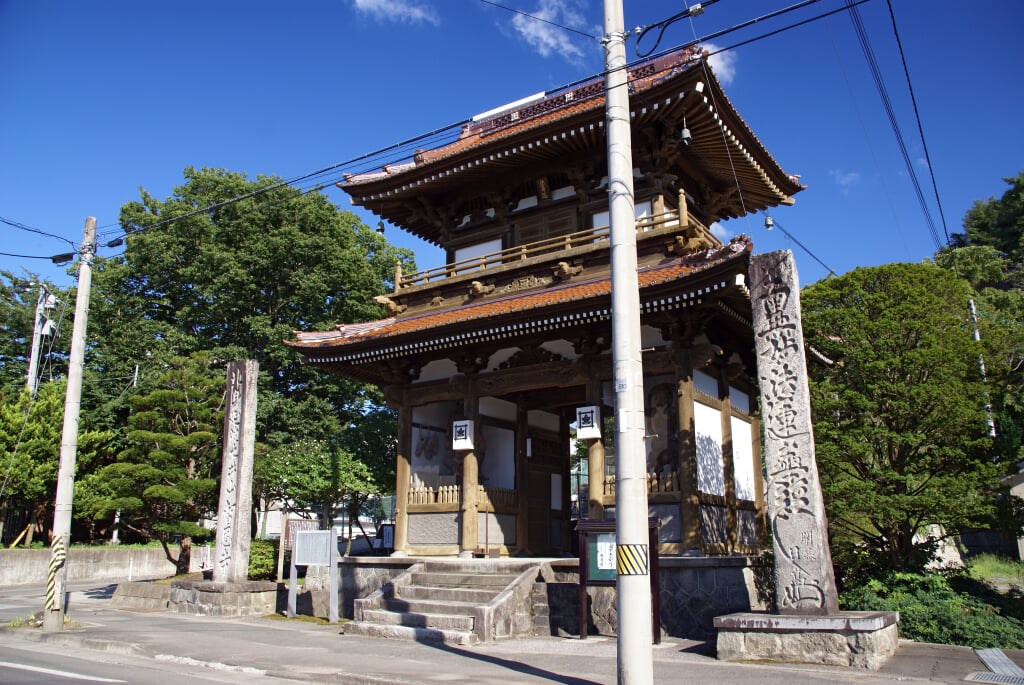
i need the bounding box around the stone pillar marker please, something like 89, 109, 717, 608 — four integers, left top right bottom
750, 251, 838, 614
168, 359, 276, 617
213, 359, 259, 584
714, 251, 898, 669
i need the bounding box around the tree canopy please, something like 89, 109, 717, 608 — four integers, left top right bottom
802, 262, 1008, 581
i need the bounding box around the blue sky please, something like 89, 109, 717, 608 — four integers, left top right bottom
1, 0, 1022, 290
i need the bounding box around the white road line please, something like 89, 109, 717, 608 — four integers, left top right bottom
0, 660, 127, 682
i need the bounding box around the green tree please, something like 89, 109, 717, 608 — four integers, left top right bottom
89, 352, 224, 573
953, 170, 1024, 263
939, 171, 1024, 465
91, 167, 414, 448
256, 437, 375, 554
0, 382, 113, 545
0, 272, 68, 396
802, 263, 1006, 582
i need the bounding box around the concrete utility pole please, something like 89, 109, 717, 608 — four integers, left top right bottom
603, 0, 654, 682
43, 217, 96, 632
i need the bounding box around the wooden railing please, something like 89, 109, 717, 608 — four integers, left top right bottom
396, 209, 703, 291
409, 483, 460, 505
478, 485, 516, 510
603, 471, 681, 497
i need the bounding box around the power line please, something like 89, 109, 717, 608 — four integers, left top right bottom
476, 0, 598, 40
884, 0, 949, 244
764, 215, 838, 277
0, 216, 76, 246
845, 0, 942, 252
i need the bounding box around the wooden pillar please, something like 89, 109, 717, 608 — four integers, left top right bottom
585, 377, 606, 519
560, 411, 572, 552
678, 187, 688, 228
393, 404, 412, 556
459, 394, 480, 558
751, 414, 767, 547
717, 369, 738, 553
516, 400, 529, 554
676, 357, 700, 552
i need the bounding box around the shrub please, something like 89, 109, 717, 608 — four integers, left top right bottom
248, 539, 279, 581
841, 572, 1024, 648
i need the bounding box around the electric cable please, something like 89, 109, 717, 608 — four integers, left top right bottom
476, 0, 598, 40
884, 0, 949, 244
763, 214, 837, 277
636, 0, 721, 58
0, 217, 76, 246
821, 12, 913, 261
845, 0, 942, 251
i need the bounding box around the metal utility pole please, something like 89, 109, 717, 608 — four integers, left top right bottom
43, 217, 96, 632
603, 0, 654, 682
25, 284, 55, 398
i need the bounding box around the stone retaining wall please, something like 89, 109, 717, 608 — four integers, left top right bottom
0, 547, 188, 586
110, 581, 171, 610
535, 555, 773, 640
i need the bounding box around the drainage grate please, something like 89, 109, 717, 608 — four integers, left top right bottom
977, 649, 1024, 679
966, 672, 1024, 685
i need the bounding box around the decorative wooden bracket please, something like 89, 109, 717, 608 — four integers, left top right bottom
469, 281, 495, 298
374, 295, 407, 316
552, 261, 583, 281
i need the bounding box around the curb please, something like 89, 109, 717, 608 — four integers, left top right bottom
0, 626, 150, 657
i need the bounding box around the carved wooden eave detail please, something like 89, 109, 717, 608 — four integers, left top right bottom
374, 295, 407, 316
476, 360, 583, 396
430, 295, 445, 307
552, 261, 583, 281
468, 280, 495, 298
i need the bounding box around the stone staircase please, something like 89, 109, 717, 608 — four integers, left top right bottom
345, 560, 542, 645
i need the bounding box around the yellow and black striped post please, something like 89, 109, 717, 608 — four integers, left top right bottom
45, 535, 67, 611
615, 543, 649, 576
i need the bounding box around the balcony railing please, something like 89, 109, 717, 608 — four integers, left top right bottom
395, 209, 707, 292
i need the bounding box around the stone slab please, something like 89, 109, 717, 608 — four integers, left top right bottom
715, 610, 900, 669
168, 579, 276, 617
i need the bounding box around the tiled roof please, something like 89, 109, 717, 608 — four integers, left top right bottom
287, 238, 751, 354
342, 48, 701, 188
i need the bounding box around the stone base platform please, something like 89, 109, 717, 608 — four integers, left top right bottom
168, 580, 277, 617
714, 611, 900, 669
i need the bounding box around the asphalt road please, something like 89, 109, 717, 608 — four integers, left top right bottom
0, 641, 284, 684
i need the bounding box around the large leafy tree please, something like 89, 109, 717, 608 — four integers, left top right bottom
88, 352, 224, 573
0, 272, 68, 396
90, 167, 414, 448
83, 168, 414, 543
802, 263, 1008, 582
953, 170, 1024, 263
0, 382, 113, 545
938, 170, 1024, 464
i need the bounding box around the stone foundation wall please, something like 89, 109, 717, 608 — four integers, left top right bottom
534, 555, 772, 640
303, 558, 415, 619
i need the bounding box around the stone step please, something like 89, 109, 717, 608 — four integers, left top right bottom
384, 597, 479, 616
399, 584, 501, 604
343, 621, 478, 645
361, 608, 475, 632
412, 572, 519, 588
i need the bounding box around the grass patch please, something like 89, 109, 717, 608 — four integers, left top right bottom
968, 553, 1024, 585
6, 611, 82, 629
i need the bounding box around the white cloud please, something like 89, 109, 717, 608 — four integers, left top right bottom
829, 169, 861, 195
508, 0, 593, 63
703, 43, 737, 86
710, 221, 729, 242
352, 0, 439, 25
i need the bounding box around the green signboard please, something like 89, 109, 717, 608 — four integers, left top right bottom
586, 532, 616, 582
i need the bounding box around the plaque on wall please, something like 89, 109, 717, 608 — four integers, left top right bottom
452, 419, 474, 450
576, 406, 601, 440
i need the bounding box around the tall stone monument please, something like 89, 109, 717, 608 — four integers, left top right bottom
212, 359, 259, 583
169, 360, 276, 616
751, 251, 838, 614
714, 251, 898, 668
